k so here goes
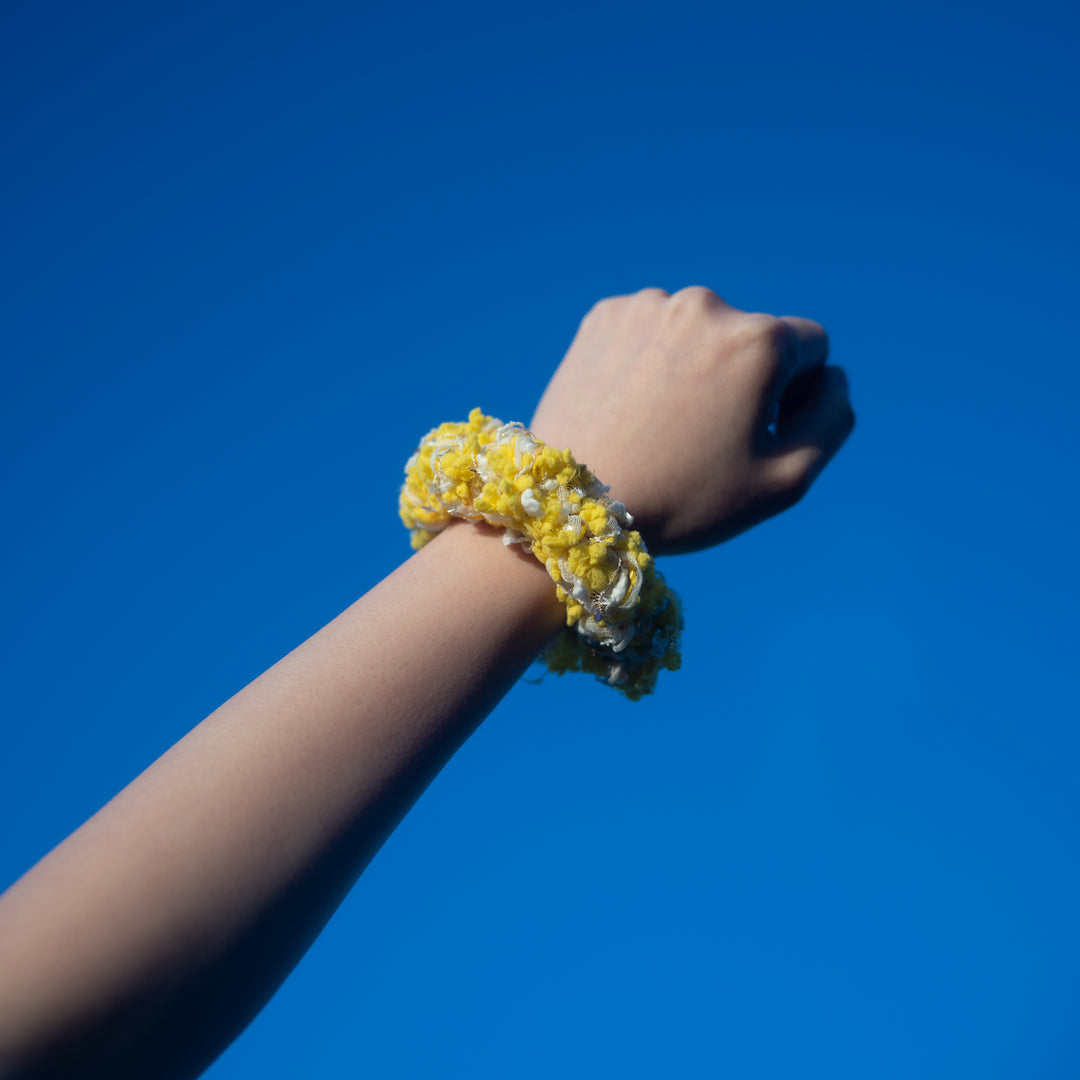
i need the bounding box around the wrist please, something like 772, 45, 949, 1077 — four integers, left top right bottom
400, 411, 682, 698
420, 521, 566, 645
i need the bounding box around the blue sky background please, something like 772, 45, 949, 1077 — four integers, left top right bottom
2, 0, 1078, 1076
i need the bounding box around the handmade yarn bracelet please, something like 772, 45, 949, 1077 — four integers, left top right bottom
399, 409, 682, 699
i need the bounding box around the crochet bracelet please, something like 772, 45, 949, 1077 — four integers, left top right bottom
399, 409, 682, 699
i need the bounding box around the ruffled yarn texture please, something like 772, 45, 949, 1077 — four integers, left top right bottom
400, 409, 681, 699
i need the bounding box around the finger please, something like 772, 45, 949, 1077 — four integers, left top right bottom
774, 319, 831, 428
778, 315, 829, 378
767, 366, 855, 497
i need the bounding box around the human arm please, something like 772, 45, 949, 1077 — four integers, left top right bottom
0, 522, 564, 1079
0, 286, 853, 1078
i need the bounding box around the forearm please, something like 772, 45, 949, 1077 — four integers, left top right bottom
0, 523, 562, 1078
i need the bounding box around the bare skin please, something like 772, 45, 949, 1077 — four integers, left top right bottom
0, 287, 853, 1079
532, 287, 852, 552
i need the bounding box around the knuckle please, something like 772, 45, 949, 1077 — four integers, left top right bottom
726, 313, 792, 377
580, 287, 671, 333
580, 295, 618, 328
769, 452, 818, 507
740, 312, 791, 351
670, 284, 723, 310
632, 286, 670, 304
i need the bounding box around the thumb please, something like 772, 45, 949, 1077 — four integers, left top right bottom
765, 366, 856, 499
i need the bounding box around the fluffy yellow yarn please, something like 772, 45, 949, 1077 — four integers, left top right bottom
400, 409, 681, 699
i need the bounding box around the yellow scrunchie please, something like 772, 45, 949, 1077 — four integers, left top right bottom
400, 409, 681, 699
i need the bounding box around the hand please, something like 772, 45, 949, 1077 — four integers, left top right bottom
530, 286, 855, 555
